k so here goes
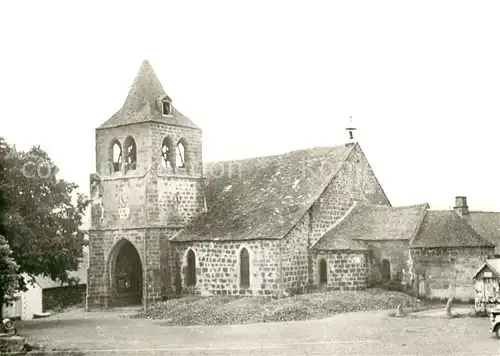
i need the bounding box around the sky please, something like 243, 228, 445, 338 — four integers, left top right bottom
2, 0, 500, 228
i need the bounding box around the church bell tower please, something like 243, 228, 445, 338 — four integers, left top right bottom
86, 60, 205, 310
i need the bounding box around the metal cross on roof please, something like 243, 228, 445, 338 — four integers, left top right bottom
345, 116, 357, 141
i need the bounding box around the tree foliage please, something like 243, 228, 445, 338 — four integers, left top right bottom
0, 235, 19, 305
0, 136, 90, 309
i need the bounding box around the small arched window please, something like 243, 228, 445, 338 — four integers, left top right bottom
162, 101, 171, 115
161, 136, 173, 168
176, 140, 186, 168
240, 248, 250, 288
186, 249, 196, 287
110, 140, 122, 173
160, 95, 172, 116
123, 136, 137, 171
319, 259, 327, 285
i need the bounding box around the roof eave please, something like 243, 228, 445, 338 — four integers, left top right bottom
411, 244, 494, 249
97, 118, 201, 131
471, 261, 500, 280
311, 247, 368, 252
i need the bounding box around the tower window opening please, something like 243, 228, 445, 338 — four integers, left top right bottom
176, 142, 185, 168
112, 141, 122, 172
161, 137, 173, 168
124, 136, 137, 171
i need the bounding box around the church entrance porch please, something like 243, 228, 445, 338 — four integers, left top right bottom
109, 239, 143, 307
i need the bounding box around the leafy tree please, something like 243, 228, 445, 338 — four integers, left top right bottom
0, 235, 19, 312
0, 137, 90, 316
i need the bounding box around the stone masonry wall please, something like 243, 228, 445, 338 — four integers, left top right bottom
279, 213, 310, 292
310, 145, 391, 246
151, 123, 203, 176
95, 122, 203, 178
90, 119, 205, 309
93, 122, 205, 229
86, 227, 177, 309
87, 229, 145, 309
409, 246, 495, 301
312, 251, 368, 290
363, 240, 409, 285
91, 176, 146, 230
170, 240, 281, 296
155, 177, 206, 227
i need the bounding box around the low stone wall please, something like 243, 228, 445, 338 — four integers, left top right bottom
312, 250, 369, 290
0, 335, 26, 354
42, 285, 86, 312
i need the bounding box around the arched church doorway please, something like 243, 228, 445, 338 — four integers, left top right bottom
381, 259, 391, 282
110, 239, 143, 306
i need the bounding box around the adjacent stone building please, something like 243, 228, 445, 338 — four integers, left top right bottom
86, 60, 500, 310
409, 208, 495, 300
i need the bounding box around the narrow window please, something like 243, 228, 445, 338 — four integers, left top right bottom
240, 248, 250, 288
186, 249, 196, 286
162, 101, 171, 115
319, 259, 327, 285
176, 141, 186, 168
112, 141, 122, 172
381, 259, 391, 281
124, 136, 137, 170
161, 137, 173, 168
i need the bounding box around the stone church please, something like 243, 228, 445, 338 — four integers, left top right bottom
86, 60, 499, 310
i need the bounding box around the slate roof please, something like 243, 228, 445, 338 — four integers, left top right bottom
313, 235, 369, 251
34, 252, 88, 289
471, 259, 500, 279
172, 144, 357, 242
98, 60, 199, 130
410, 211, 495, 248
311, 203, 429, 250
466, 212, 500, 247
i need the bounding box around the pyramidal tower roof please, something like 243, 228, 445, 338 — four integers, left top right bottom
98, 60, 199, 130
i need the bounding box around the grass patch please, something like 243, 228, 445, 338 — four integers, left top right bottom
131, 288, 420, 326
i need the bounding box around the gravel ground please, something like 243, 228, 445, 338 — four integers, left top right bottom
15, 306, 500, 355
131, 289, 420, 325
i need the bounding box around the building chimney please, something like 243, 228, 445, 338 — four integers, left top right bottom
454, 196, 469, 217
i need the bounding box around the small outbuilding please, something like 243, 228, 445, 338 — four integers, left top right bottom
2, 252, 88, 320
472, 258, 500, 311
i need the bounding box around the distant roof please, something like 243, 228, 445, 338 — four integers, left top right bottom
313, 235, 369, 251
172, 144, 358, 242
34, 252, 88, 289
471, 259, 500, 279
411, 211, 495, 248
312, 203, 429, 250
98, 60, 199, 130
466, 211, 500, 247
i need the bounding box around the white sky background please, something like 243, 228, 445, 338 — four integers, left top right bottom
2, 0, 500, 228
